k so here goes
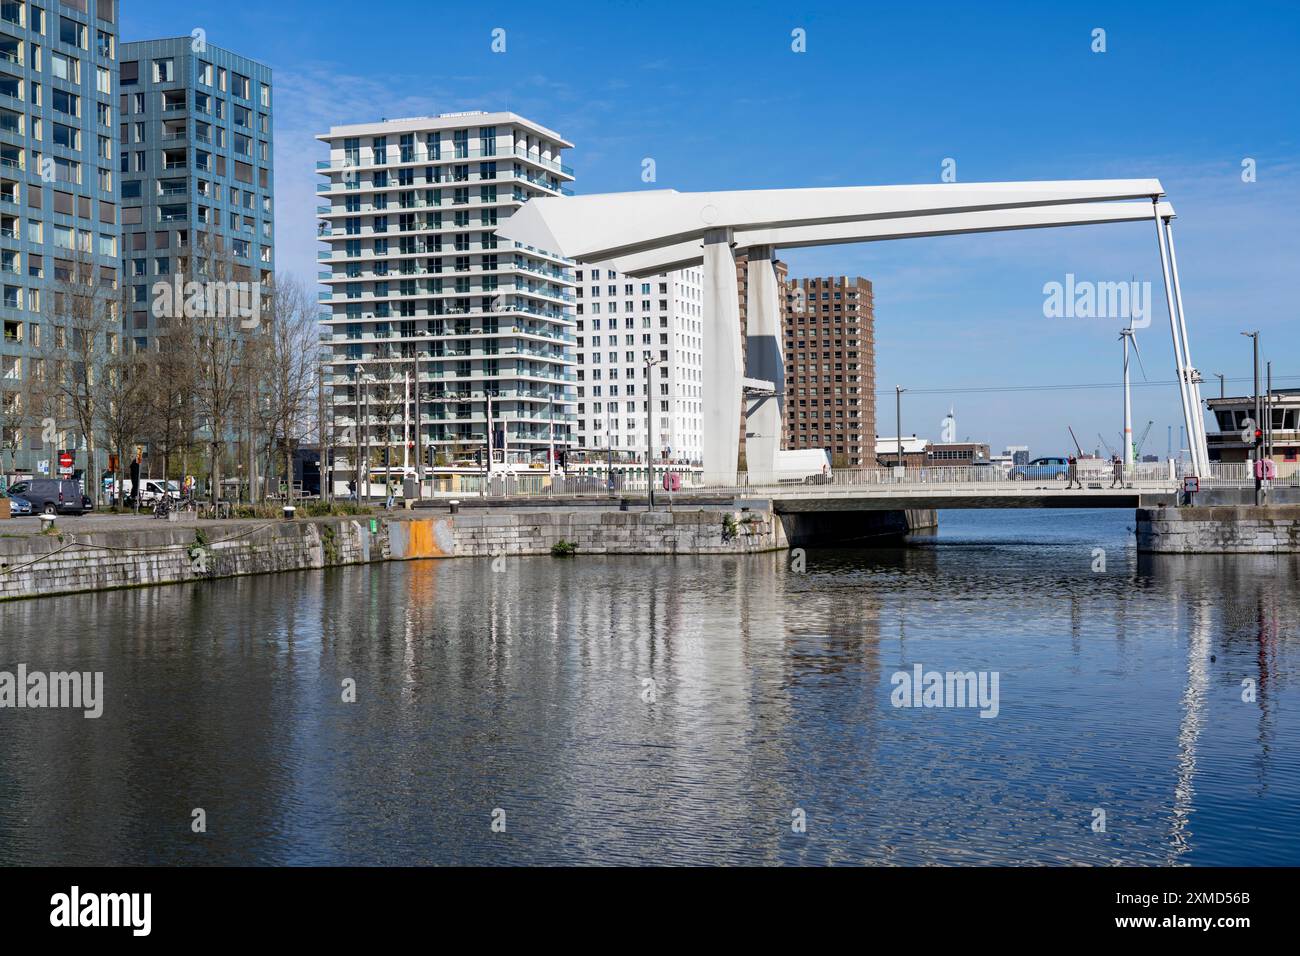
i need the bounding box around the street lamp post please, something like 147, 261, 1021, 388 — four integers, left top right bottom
1214, 372, 1226, 400
483, 389, 493, 500
645, 356, 662, 510
354, 364, 363, 502
605, 402, 614, 498
1266, 360, 1274, 474
1242, 331, 1260, 505
319, 362, 330, 504
413, 352, 422, 495
895, 385, 906, 478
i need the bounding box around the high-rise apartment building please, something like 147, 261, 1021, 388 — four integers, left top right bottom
572, 264, 704, 465
118, 37, 273, 349
781, 275, 875, 467
0, 0, 119, 476
316, 112, 575, 473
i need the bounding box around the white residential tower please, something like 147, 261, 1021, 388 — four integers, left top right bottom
316, 111, 575, 475
573, 264, 705, 466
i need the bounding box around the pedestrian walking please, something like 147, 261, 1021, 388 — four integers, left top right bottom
1067, 454, 1082, 489
1110, 454, 1124, 488
347, 478, 357, 502
385, 477, 397, 510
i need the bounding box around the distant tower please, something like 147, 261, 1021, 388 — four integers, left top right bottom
941, 407, 956, 443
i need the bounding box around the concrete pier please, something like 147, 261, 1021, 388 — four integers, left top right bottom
1137, 504, 1300, 553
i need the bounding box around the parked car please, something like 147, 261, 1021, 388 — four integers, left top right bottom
4, 491, 34, 516
1010, 457, 1070, 481
3, 479, 87, 515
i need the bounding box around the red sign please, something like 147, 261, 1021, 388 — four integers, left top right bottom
58, 451, 74, 474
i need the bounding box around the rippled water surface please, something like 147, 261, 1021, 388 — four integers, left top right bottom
1, 509, 1296, 865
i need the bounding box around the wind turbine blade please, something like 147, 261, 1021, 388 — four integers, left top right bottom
1130, 332, 1148, 381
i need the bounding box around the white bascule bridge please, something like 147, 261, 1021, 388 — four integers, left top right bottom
497, 181, 1209, 485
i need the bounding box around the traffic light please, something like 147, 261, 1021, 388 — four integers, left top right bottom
1255, 428, 1264, 447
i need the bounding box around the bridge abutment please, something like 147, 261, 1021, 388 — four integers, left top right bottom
778, 508, 938, 548
1137, 504, 1300, 553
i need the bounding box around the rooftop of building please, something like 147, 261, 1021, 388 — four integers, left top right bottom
1207, 387, 1300, 408
316, 111, 573, 148
786, 275, 874, 287
120, 36, 273, 74
875, 437, 930, 453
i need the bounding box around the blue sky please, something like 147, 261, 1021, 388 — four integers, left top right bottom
122, 0, 1299, 457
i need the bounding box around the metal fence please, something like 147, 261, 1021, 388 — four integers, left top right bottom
418, 460, 1299, 501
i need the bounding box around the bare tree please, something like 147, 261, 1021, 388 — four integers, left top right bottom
367, 356, 409, 492
99, 323, 152, 507
140, 317, 198, 485
0, 384, 28, 484
170, 235, 255, 503
39, 255, 118, 505
260, 276, 319, 500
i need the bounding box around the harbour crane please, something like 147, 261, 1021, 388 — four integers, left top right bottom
1133, 420, 1154, 459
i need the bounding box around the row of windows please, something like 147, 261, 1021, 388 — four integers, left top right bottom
119, 176, 270, 212
119, 58, 266, 108
119, 146, 267, 190
0, 180, 113, 224
119, 89, 268, 140
117, 227, 270, 265
0, 53, 110, 94
2, 2, 115, 50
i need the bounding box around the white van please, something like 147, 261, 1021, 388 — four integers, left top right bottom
106, 478, 180, 504
772, 449, 833, 484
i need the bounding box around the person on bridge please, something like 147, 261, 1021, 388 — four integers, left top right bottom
1067, 455, 1083, 489
1110, 455, 1124, 488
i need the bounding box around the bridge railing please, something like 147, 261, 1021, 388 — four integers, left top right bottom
1200, 461, 1300, 486
734, 461, 1181, 492
419, 460, 1296, 500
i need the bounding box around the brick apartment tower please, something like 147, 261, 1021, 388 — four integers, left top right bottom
780, 275, 875, 467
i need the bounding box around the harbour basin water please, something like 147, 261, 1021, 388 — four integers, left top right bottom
0, 508, 1295, 865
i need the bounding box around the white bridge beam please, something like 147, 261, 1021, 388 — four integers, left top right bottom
743, 246, 784, 485
495, 182, 1193, 486
701, 229, 742, 485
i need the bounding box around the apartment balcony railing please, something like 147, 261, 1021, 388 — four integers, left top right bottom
316, 145, 573, 176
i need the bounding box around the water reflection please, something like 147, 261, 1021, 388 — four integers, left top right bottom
0, 510, 1296, 865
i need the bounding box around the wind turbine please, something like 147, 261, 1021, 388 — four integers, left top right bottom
1119, 317, 1148, 468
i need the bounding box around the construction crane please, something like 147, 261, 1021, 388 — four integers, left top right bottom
1133, 420, 1154, 459
1098, 433, 1118, 457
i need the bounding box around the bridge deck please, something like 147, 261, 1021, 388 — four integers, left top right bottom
767, 486, 1177, 512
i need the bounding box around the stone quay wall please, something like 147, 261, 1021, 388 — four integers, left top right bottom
1136, 505, 1300, 553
